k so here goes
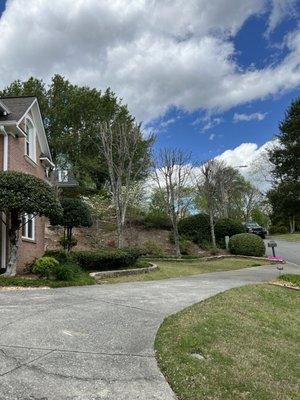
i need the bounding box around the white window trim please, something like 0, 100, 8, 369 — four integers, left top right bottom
22, 213, 35, 241
24, 116, 36, 162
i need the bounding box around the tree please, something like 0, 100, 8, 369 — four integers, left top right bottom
268, 98, 300, 231
1, 75, 135, 191
0, 172, 62, 276
195, 160, 224, 247
96, 122, 154, 248
153, 149, 193, 257
50, 197, 92, 251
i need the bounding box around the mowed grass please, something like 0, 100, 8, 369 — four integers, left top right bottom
0, 273, 95, 289
102, 258, 266, 284
155, 285, 300, 400
269, 232, 300, 242
278, 274, 300, 287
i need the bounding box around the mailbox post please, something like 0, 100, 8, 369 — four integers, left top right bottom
268, 240, 277, 257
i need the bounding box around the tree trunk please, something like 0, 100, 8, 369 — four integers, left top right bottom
289, 216, 295, 233
66, 226, 73, 252
117, 221, 124, 248
2, 211, 21, 277
171, 213, 181, 258
209, 209, 216, 248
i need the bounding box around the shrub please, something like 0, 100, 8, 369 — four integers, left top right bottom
229, 233, 265, 257
143, 213, 172, 230
32, 257, 60, 278
44, 250, 69, 262
59, 235, 78, 249
215, 218, 245, 247
169, 233, 195, 256
269, 225, 289, 234
178, 214, 210, 245
142, 240, 165, 257
53, 262, 82, 281
72, 248, 141, 271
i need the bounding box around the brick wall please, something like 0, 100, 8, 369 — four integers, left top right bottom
6, 121, 47, 273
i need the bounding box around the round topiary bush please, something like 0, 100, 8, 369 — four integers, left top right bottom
178, 214, 210, 245
229, 233, 265, 257
215, 218, 245, 247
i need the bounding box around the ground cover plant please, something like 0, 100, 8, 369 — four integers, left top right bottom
155, 284, 299, 400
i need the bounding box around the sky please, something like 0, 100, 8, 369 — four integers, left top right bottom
0, 0, 299, 174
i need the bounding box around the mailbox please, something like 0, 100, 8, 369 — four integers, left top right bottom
268, 241, 277, 256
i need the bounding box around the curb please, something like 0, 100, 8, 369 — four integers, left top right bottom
90, 262, 158, 281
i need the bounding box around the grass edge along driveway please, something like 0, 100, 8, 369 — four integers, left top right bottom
155, 284, 299, 400
102, 258, 266, 284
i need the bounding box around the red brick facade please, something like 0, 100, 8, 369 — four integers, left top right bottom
0, 104, 51, 273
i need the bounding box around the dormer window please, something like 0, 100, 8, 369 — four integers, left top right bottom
25, 117, 36, 161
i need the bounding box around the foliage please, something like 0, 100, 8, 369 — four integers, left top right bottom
268, 99, 300, 231
32, 257, 59, 278
0, 273, 95, 288
169, 232, 196, 255
44, 249, 69, 262
268, 225, 289, 234
53, 262, 82, 281
0, 75, 140, 190
141, 241, 166, 257
59, 235, 78, 249
229, 233, 265, 257
72, 248, 141, 271
278, 274, 300, 287
214, 218, 245, 247
50, 197, 92, 251
0, 171, 62, 219
143, 213, 172, 230
178, 214, 210, 245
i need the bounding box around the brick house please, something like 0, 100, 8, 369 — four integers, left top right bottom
0, 96, 54, 273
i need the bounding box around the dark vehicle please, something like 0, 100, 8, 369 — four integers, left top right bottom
244, 222, 267, 239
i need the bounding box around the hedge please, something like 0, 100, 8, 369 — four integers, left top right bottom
229, 233, 265, 257
215, 218, 245, 247
178, 214, 210, 244
72, 249, 141, 271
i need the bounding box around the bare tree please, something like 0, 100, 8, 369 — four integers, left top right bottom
194, 159, 226, 247
153, 149, 193, 258
97, 122, 154, 248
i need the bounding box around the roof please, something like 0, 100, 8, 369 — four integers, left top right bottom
0, 96, 36, 122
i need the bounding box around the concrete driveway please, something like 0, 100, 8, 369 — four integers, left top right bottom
0, 262, 299, 400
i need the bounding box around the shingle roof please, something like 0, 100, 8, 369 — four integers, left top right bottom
0, 96, 36, 122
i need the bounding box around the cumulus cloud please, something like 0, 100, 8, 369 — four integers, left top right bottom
0, 0, 299, 122
215, 140, 279, 190
233, 112, 267, 122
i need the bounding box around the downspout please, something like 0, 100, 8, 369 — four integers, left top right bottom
0, 125, 8, 269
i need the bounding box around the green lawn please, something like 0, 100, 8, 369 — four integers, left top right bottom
102, 258, 266, 284
155, 285, 300, 400
278, 274, 300, 287
0, 272, 95, 289
268, 232, 300, 242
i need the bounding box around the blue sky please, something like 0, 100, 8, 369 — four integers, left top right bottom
0, 0, 299, 167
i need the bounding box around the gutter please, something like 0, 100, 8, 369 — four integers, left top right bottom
0, 125, 8, 171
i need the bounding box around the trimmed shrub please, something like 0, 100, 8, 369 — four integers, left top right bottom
269, 225, 289, 234
229, 233, 265, 257
142, 241, 165, 257
215, 218, 245, 247
59, 235, 78, 249
178, 214, 210, 245
32, 257, 59, 278
72, 248, 141, 271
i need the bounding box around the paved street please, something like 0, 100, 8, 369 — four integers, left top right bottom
265, 239, 300, 265
0, 262, 299, 400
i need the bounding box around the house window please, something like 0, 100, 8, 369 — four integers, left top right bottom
25, 118, 36, 160
22, 213, 35, 240
58, 170, 68, 183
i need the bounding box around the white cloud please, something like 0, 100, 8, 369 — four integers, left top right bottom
215, 140, 279, 190
209, 133, 215, 141
0, 1, 299, 122
233, 112, 267, 122
266, 0, 298, 36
